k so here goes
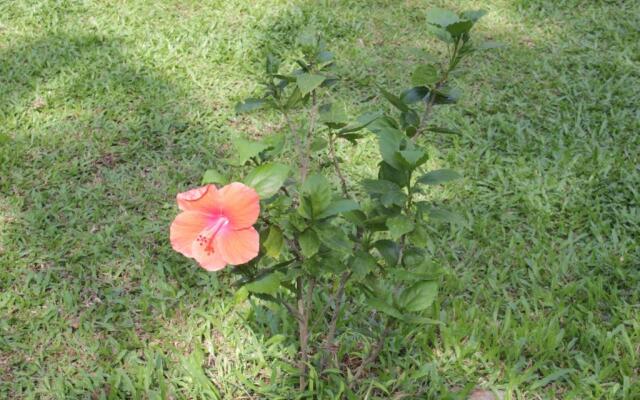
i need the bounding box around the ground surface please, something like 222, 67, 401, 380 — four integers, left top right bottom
1, 0, 639, 398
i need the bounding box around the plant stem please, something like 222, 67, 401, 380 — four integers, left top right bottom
297, 276, 316, 390
300, 91, 319, 182
328, 133, 349, 197
283, 109, 305, 177
320, 270, 351, 371
413, 42, 459, 140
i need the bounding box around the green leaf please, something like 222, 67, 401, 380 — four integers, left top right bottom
338, 132, 366, 144
427, 25, 453, 43
315, 226, 352, 254
296, 73, 326, 95
366, 115, 399, 135
352, 251, 377, 280
375, 127, 405, 170
373, 239, 400, 267
378, 161, 409, 188
343, 209, 367, 227
400, 109, 420, 129
244, 272, 283, 295
299, 173, 332, 219
398, 148, 428, 169
379, 87, 409, 112
387, 215, 415, 239
446, 20, 473, 38
319, 102, 349, 129
417, 169, 462, 185
433, 86, 462, 105
400, 281, 438, 312
461, 9, 486, 22
285, 87, 302, 108
235, 98, 265, 114
365, 296, 403, 320
316, 199, 360, 219
426, 8, 459, 27
244, 163, 290, 198
337, 111, 383, 134
310, 137, 328, 152
201, 169, 226, 185
299, 229, 320, 258
232, 138, 268, 165
411, 64, 439, 87
264, 227, 284, 258
362, 179, 406, 207
400, 87, 429, 104
233, 286, 249, 304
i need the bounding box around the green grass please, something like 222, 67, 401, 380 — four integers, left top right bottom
1, 0, 639, 398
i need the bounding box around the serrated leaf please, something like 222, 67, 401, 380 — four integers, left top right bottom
315, 226, 352, 254
379, 161, 409, 188
412, 64, 439, 87
397, 148, 428, 169
426, 8, 459, 27
365, 297, 403, 320
428, 25, 453, 43
297, 73, 325, 95
232, 138, 268, 166
362, 179, 406, 207
400, 109, 420, 129
379, 87, 409, 112
461, 9, 486, 22
316, 199, 359, 219
375, 126, 405, 170
373, 239, 400, 267
264, 227, 284, 258
446, 20, 473, 38
299, 173, 332, 219
310, 137, 328, 152
417, 169, 462, 185
299, 229, 320, 258
235, 98, 265, 114
201, 169, 226, 185
338, 111, 383, 134
244, 163, 290, 198
319, 102, 349, 128
352, 252, 377, 280
400, 86, 429, 104
244, 272, 283, 295
400, 281, 438, 312
387, 215, 415, 239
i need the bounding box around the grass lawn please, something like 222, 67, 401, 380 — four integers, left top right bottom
1, 0, 639, 398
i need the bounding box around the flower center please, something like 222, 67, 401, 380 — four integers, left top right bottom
195, 216, 229, 255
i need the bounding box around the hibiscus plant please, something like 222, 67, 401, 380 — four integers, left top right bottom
170, 8, 491, 393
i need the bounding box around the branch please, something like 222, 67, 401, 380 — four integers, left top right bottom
300, 91, 319, 182
297, 277, 316, 390
328, 133, 349, 197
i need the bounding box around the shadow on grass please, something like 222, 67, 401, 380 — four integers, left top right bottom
0, 33, 231, 397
